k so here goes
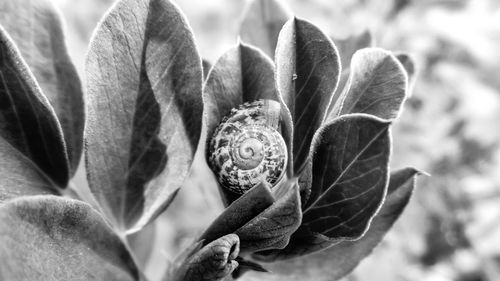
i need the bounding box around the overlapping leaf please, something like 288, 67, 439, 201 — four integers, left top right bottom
239, 0, 292, 59
338, 48, 408, 120
0, 196, 140, 281
203, 42, 294, 179
204, 42, 279, 138
85, 0, 203, 231
201, 180, 301, 254
0, 27, 69, 192
302, 114, 391, 240
275, 17, 341, 174
0, 0, 84, 174
248, 168, 420, 280
328, 30, 374, 117
168, 234, 240, 281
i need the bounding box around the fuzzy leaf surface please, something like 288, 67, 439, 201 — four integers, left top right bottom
239, 0, 292, 58
203, 42, 294, 178
0, 27, 69, 189
204, 42, 279, 139
302, 114, 391, 240
246, 168, 419, 280
0, 196, 140, 281
339, 48, 408, 120
168, 234, 240, 281
85, 0, 203, 231
275, 18, 341, 174
328, 31, 374, 117
200, 182, 275, 246
235, 180, 302, 253
0, 0, 84, 174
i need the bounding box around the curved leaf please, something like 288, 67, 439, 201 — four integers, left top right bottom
338, 48, 408, 120
275, 17, 341, 174
328, 30, 374, 117
0, 196, 140, 281
200, 182, 274, 245
168, 234, 240, 281
0, 0, 84, 175
0, 137, 57, 203
239, 0, 292, 58
203, 42, 279, 139
245, 168, 419, 280
235, 180, 302, 253
85, 0, 203, 231
0, 26, 69, 188
203, 42, 294, 178
302, 114, 391, 240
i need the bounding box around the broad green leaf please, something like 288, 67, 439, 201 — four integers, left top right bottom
0, 196, 140, 281
0, 0, 85, 175
275, 18, 341, 174
302, 114, 391, 240
204, 42, 279, 139
85, 0, 203, 231
395, 52, 417, 96
0, 26, 69, 188
245, 168, 419, 280
236, 181, 302, 253
328, 30, 374, 117
239, 0, 292, 59
167, 234, 240, 281
203, 42, 294, 178
338, 48, 408, 120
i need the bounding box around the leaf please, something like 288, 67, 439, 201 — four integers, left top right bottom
244, 168, 420, 280
275, 18, 341, 174
200, 182, 275, 246
328, 30, 374, 117
201, 180, 302, 254
394, 52, 417, 97
85, 0, 203, 231
0, 0, 85, 175
302, 114, 391, 240
0, 26, 69, 188
203, 42, 294, 178
235, 180, 302, 253
239, 0, 292, 59
203, 42, 279, 139
338, 48, 408, 120
0, 137, 57, 203
0, 195, 140, 281
168, 234, 240, 281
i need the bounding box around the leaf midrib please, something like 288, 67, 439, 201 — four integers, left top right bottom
303, 125, 388, 215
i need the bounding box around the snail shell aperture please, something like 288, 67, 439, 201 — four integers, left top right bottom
208, 99, 287, 194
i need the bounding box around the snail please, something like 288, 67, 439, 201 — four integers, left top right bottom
208, 99, 287, 195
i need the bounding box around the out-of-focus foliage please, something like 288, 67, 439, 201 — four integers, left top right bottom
53, 0, 500, 280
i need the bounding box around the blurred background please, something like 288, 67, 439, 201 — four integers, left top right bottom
52, 0, 500, 280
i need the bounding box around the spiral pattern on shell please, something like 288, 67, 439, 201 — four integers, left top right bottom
208, 99, 287, 194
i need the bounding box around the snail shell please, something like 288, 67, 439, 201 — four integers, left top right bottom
208, 99, 287, 194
